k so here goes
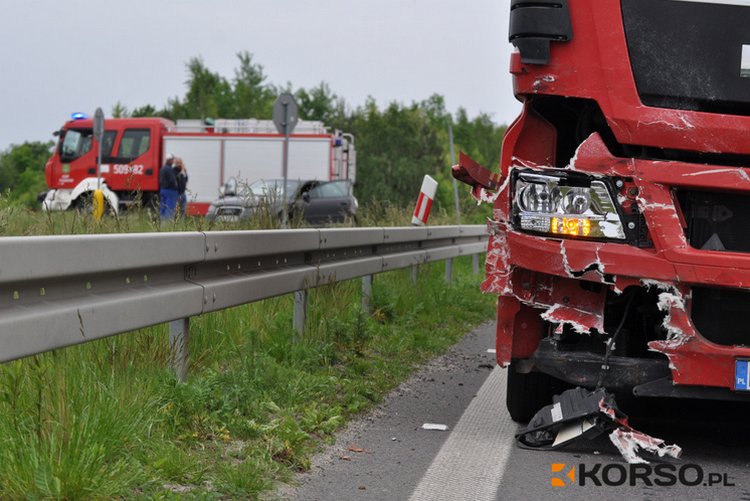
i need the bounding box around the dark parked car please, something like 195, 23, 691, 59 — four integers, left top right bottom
205, 178, 357, 226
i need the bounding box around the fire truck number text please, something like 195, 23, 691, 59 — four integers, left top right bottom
113, 164, 145, 175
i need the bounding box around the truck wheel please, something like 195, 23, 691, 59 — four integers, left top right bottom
72, 194, 92, 212
141, 193, 159, 218
506, 361, 568, 423
72, 194, 111, 215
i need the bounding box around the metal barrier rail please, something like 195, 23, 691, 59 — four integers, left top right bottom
0, 225, 487, 375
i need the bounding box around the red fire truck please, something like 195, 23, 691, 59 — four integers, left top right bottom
455, 0, 750, 421
41, 116, 355, 215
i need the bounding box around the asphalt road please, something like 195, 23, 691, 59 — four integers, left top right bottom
268, 322, 750, 501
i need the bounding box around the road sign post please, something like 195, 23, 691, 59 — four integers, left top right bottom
92, 108, 105, 219
273, 93, 299, 228
449, 124, 461, 225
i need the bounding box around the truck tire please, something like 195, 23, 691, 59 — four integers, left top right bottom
72, 194, 91, 212
506, 361, 569, 423
73, 193, 111, 216
141, 192, 159, 214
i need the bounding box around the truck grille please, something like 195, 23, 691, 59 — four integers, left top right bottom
676, 189, 750, 253
622, 0, 750, 116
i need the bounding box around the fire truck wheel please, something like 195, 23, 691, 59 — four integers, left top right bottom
72, 194, 92, 212
73, 193, 111, 215
506, 361, 569, 423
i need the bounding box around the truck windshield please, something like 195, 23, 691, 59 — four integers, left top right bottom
60, 129, 93, 162
59, 128, 117, 162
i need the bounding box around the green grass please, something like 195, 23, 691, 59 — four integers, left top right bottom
0, 190, 480, 237
0, 199, 494, 499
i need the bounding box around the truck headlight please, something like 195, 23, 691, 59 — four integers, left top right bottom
513, 172, 626, 240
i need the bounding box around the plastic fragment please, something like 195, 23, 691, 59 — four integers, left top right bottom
515, 386, 682, 464
422, 423, 449, 431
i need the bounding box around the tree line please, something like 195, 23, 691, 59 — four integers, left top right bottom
0, 51, 507, 218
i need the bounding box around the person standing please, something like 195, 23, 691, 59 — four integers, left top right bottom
159, 153, 178, 219
174, 157, 188, 217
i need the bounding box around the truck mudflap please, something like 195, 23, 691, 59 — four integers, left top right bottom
453, 131, 750, 396
516, 386, 682, 464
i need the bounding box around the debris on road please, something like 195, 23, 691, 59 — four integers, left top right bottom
609, 428, 682, 464
422, 423, 449, 431
347, 445, 372, 454
515, 387, 682, 464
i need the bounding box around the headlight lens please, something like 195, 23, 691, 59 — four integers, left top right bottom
562, 188, 590, 214
518, 182, 561, 212
513, 172, 626, 240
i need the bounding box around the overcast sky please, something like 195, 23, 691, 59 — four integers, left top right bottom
0, 1, 521, 152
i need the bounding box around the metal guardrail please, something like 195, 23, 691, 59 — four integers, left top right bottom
0, 225, 487, 373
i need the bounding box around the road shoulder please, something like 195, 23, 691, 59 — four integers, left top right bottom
267, 321, 499, 500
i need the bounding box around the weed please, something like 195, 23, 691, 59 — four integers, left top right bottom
215, 450, 279, 497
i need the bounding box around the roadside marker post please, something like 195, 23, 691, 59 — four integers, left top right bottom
412, 175, 438, 226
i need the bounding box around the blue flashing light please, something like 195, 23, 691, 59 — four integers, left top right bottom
71, 112, 88, 120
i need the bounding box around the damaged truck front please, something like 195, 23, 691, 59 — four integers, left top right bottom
455, 0, 750, 422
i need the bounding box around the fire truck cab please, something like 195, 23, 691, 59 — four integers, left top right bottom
43, 116, 170, 214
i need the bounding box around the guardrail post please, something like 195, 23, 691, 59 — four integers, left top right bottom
169, 318, 190, 383
445, 258, 453, 283
411, 265, 419, 285
362, 275, 373, 313
473, 254, 480, 274
293, 290, 308, 339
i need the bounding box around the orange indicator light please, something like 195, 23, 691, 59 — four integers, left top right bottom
551, 218, 591, 236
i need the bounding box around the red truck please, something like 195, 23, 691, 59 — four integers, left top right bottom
41, 116, 355, 215
455, 0, 750, 421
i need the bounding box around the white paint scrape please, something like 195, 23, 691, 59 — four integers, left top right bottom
641, 279, 673, 291
563, 132, 594, 170
477, 187, 500, 205
657, 290, 688, 344
541, 304, 599, 335
609, 428, 682, 465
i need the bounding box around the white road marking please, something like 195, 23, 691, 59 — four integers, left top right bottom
408, 366, 517, 501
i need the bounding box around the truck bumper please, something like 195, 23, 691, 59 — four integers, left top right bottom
41, 189, 72, 212
41, 179, 119, 215
479, 132, 750, 398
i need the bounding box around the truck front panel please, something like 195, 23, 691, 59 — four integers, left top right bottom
459, 0, 750, 420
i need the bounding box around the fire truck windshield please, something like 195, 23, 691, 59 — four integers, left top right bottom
60, 129, 93, 162
59, 128, 117, 162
